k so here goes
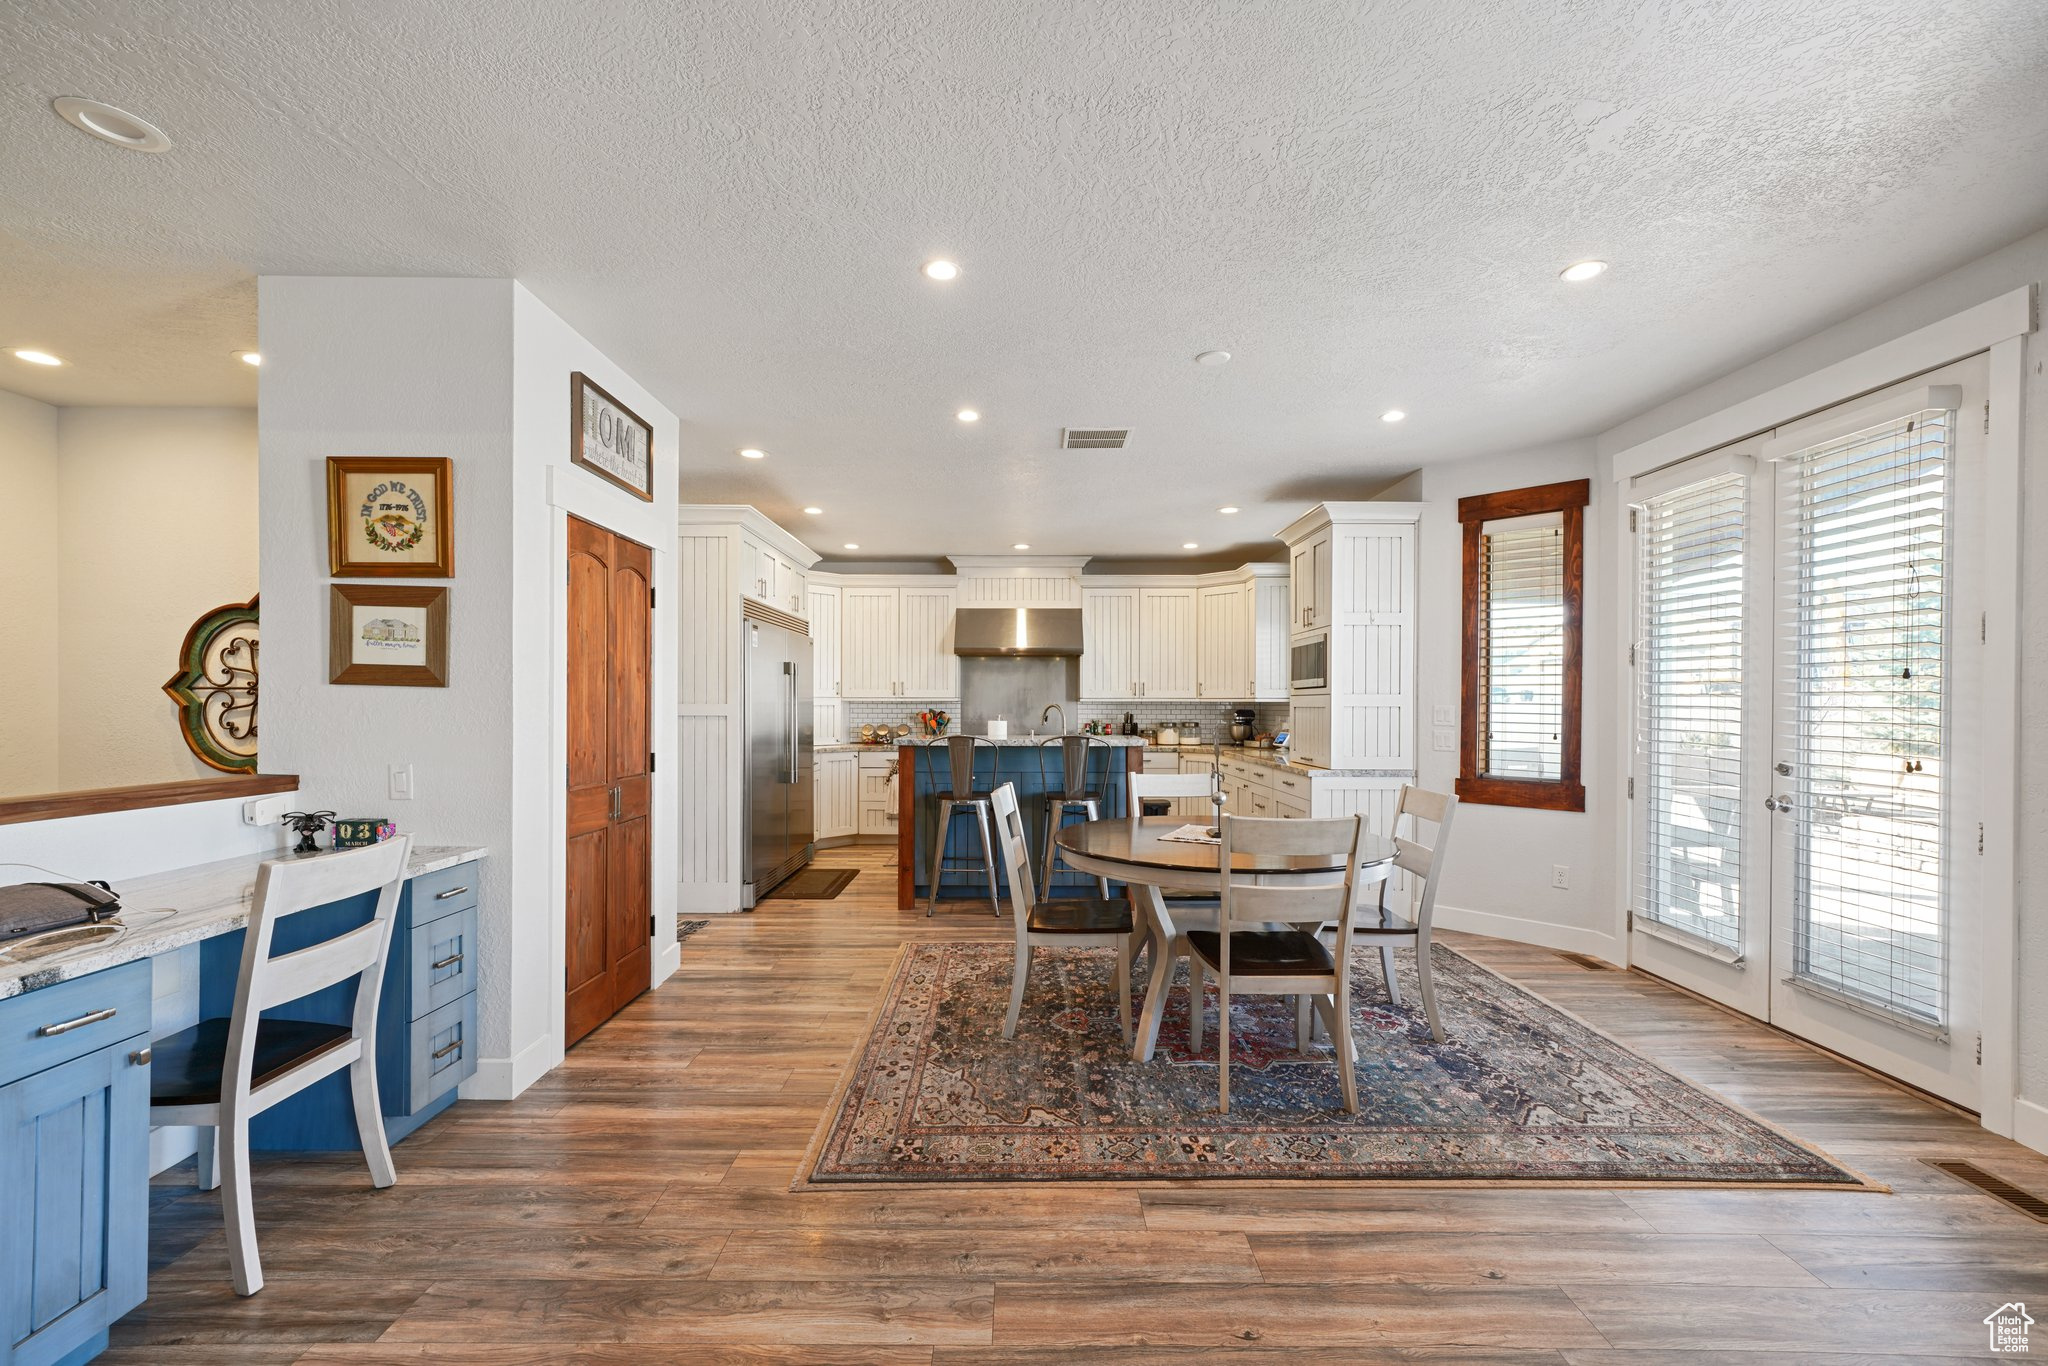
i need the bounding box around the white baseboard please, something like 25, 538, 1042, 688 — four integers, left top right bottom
1432, 902, 1622, 962
149, 1125, 200, 1177
678, 880, 745, 915
2014, 1096, 2048, 1157
652, 940, 680, 986
463, 1032, 556, 1101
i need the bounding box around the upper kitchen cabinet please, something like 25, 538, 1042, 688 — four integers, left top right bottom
741, 531, 809, 618
1137, 586, 1198, 699
1082, 584, 1196, 700
807, 582, 842, 699
1194, 564, 1290, 702
1277, 502, 1422, 771
831, 579, 958, 700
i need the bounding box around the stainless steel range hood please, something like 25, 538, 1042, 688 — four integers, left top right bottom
953, 607, 1083, 657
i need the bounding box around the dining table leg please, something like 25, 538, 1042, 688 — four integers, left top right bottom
1131, 882, 1180, 1062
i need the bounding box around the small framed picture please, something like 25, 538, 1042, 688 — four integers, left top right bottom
570, 372, 654, 502
326, 457, 455, 577
329, 584, 449, 687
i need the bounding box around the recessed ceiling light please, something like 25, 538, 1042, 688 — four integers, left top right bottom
1012, 543, 1031, 551
12, 349, 63, 366
739, 448, 766, 459
1560, 260, 1608, 283
1195, 350, 1231, 366
1381, 409, 1406, 423
803, 506, 823, 515
956, 409, 979, 423
923, 260, 960, 281
1218, 506, 1240, 515
1182, 542, 1199, 550
236, 351, 261, 367
52, 96, 172, 153
843, 543, 860, 551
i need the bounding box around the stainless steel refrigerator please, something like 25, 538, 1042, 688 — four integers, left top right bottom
742, 607, 814, 906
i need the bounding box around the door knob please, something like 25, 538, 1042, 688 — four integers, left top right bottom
1764, 794, 1793, 812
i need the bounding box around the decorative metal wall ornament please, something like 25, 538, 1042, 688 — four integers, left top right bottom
162, 596, 260, 773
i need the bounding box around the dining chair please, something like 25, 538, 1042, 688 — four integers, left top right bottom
921, 734, 1002, 917
1035, 734, 1112, 898
148, 836, 413, 1295
990, 783, 1137, 1043
1124, 771, 1223, 935
1186, 813, 1363, 1113
1352, 783, 1460, 1043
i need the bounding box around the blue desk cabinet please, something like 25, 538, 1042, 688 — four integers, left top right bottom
0, 961, 151, 1366
197, 859, 481, 1151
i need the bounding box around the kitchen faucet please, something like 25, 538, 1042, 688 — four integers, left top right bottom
1041, 703, 1066, 735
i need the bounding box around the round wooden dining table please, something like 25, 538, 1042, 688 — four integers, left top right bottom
1055, 815, 1397, 1061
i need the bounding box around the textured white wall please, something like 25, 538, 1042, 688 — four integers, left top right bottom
1402, 441, 1618, 957
55, 406, 258, 789
1595, 225, 2048, 1141
0, 387, 60, 795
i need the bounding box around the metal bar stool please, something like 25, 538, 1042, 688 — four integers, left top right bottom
1036, 734, 1112, 899
922, 734, 1002, 917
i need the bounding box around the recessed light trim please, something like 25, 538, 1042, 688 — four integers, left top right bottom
803, 506, 823, 515
1381, 409, 1406, 423
1011, 543, 1031, 550
1560, 259, 1608, 283
52, 97, 172, 153
1195, 350, 1231, 366
236, 351, 261, 367
12, 349, 63, 367
739, 448, 766, 459
843, 543, 860, 551
1218, 506, 1239, 515
923, 259, 960, 281
1182, 542, 1199, 550
956, 409, 980, 423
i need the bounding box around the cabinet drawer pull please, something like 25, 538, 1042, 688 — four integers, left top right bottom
432, 1038, 464, 1060
431, 952, 465, 971
130, 1046, 153, 1066
38, 1006, 117, 1037
434, 885, 471, 900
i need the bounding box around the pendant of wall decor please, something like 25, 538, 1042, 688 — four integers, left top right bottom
162, 595, 260, 773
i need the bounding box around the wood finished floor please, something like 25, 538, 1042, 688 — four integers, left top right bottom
112, 845, 2048, 1363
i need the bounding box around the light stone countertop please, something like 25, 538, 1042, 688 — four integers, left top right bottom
0, 843, 487, 999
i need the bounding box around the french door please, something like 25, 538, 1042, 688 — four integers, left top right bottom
1629, 358, 1988, 1108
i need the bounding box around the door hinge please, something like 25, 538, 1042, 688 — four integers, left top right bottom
1981, 611, 1987, 643
1627, 776, 1635, 799
1978, 822, 1985, 854
649, 914, 657, 939
648, 750, 656, 773
1976, 1032, 1983, 1065
1983, 400, 1990, 435
1628, 508, 1638, 533
650, 588, 656, 608
1628, 643, 1636, 667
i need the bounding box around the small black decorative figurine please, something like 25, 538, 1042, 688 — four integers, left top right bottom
281, 810, 336, 856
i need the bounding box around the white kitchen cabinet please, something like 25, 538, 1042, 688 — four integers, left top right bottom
1290, 527, 1330, 636
777, 553, 807, 618
808, 582, 841, 699
1279, 503, 1421, 772
741, 536, 809, 618
1196, 581, 1249, 701
1137, 586, 1198, 699
1082, 583, 1198, 700
1249, 572, 1291, 701
813, 698, 844, 745
898, 586, 958, 697
835, 583, 956, 699
1081, 587, 1138, 700
1289, 696, 1330, 769
815, 751, 858, 839
856, 752, 897, 837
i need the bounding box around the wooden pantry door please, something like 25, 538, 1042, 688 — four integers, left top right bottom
565, 515, 654, 1047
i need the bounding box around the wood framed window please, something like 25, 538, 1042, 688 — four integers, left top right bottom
1458, 478, 1589, 811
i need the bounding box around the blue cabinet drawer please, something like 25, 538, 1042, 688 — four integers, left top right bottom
408, 905, 477, 1022
408, 992, 476, 1113
410, 862, 478, 926
0, 961, 152, 1090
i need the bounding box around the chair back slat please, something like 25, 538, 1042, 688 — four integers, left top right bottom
1392, 834, 1434, 879
1036, 735, 1105, 802
1399, 785, 1453, 825
1391, 784, 1458, 934
1127, 770, 1211, 817
255, 921, 387, 1009
1217, 814, 1361, 939
988, 784, 1036, 922
926, 734, 993, 797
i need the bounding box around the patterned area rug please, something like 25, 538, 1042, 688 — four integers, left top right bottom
675, 917, 710, 944
798, 941, 1876, 1187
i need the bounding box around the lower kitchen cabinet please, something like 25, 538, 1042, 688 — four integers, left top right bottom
815, 751, 859, 840
1, 962, 151, 1366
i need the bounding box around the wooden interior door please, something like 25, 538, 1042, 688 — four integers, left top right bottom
565, 516, 653, 1047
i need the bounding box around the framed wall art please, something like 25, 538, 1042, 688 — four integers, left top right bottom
329, 584, 449, 687
326, 456, 455, 576
570, 372, 654, 501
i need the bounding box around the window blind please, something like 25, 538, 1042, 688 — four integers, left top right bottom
1635, 472, 1747, 955
1780, 409, 1950, 1031
1479, 517, 1564, 780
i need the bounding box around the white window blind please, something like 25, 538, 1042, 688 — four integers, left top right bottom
1780, 409, 1950, 1032
1479, 516, 1564, 780
1636, 473, 1747, 955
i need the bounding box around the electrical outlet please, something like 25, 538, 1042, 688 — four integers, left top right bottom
1551, 864, 1570, 890
1432, 704, 1456, 727
389, 764, 415, 801
1432, 727, 1456, 752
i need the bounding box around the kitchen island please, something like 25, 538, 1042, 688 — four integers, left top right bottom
894, 737, 1144, 910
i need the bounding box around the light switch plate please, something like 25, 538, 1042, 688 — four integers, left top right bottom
389, 764, 415, 801
1432, 727, 1456, 752
1432, 704, 1456, 727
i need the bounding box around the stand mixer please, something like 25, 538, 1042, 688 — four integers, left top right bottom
1228, 707, 1256, 744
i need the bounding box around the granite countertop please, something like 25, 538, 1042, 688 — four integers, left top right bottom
0, 843, 487, 999
820, 736, 1148, 751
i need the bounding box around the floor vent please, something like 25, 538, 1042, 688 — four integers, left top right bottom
1556, 952, 1614, 970
1061, 427, 1129, 449
1925, 1159, 2048, 1221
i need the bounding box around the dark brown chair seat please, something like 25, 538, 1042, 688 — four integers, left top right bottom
149, 1017, 353, 1107
1026, 896, 1135, 934
1186, 928, 1334, 976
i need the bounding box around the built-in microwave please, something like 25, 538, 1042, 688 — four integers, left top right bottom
1290, 632, 1328, 692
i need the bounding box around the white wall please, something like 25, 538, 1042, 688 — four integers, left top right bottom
55, 406, 258, 788
1400, 441, 1619, 958
0, 388, 60, 794
258, 277, 679, 1100
1593, 225, 2046, 1146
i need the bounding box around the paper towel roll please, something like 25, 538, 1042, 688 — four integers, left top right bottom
986, 717, 1009, 739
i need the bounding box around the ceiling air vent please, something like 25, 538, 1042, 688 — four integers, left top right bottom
1061, 427, 1129, 450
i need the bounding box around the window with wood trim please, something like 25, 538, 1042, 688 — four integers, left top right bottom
1459, 479, 1589, 811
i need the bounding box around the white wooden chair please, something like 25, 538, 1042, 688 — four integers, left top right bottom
1186, 813, 1363, 1113
990, 783, 1137, 1043
1125, 771, 1223, 929
1354, 784, 1459, 1043
148, 836, 412, 1295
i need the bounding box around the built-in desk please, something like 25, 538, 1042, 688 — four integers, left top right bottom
0, 843, 486, 1366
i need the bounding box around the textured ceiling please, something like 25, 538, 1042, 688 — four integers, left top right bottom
4, 0, 2046, 559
